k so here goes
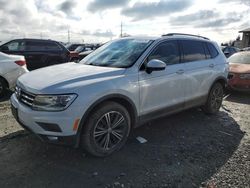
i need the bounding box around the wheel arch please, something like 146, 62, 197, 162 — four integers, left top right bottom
212, 76, 228, 90
75, 94, 138, 147
0, 75, 9, 89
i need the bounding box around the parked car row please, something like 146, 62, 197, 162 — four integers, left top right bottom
221, 46, 241, 58
0, 39, 99, 70
0, 39, 73, 70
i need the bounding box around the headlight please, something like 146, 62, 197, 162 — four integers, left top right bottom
239, 73, 250, 80
32, 94, 77, 111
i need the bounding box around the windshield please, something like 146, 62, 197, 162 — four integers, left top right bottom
80, 38, 153, 68
228, 52, 250, 64
75, 46, 85, 52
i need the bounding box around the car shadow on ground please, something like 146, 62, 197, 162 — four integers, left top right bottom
0, 90, 12, 102
225, 91, 250, 105
0, 107, 244, 188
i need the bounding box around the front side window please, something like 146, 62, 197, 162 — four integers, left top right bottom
147, 40, 180, 65
182, 40, 206, 62
80, 38, 153, 68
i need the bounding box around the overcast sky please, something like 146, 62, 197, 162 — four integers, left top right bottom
0, 0, 249, 44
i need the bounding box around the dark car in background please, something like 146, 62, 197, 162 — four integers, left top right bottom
221, 46, 240, 58
65, 43, 85, 51
0, 39, 72, 70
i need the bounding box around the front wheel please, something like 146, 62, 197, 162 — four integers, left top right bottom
81, 102, 131, 157
0, 78, 7, 97
202, 82, 224, 114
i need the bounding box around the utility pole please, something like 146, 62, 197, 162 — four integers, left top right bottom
68, 28, 70, 43
120, 22, 123, 38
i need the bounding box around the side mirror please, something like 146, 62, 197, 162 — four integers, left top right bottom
1, 46, 9, 53
145, 59, 166, 74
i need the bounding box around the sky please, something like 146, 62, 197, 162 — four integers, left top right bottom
0, 0, 249, 44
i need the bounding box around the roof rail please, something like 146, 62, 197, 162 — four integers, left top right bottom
162, 33, 209, 40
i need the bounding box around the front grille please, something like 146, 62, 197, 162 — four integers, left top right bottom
15, 87, 35, 107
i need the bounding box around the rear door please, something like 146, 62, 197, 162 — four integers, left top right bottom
180, 40, 215, 107
139, 40, 186, 119
24, 40, 49, 70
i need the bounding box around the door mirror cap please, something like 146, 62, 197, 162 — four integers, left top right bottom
146, 59, 166, 74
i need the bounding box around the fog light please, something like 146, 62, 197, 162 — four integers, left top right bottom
47, 136, 58, 141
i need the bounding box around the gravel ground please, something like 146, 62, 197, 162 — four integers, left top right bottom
0, 91, 249, 188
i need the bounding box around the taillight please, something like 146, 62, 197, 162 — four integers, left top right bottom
15, 60, 26, 66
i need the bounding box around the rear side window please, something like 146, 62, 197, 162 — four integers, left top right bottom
25, 41, 61, 51
207, 43, 219, 58
181, 40, 206, 62
148, 40, 180, 65
25, 41, 46, 51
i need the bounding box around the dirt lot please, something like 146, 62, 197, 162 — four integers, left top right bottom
0, 91, 249, 188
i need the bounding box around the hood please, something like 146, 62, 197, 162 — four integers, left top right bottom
18, 62, 126, 94
229, 63, 250, 74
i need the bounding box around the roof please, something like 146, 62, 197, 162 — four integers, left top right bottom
239, 28, 250, 33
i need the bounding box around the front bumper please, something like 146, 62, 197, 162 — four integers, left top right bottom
10, 93, 83, 146
228, 75, 250, 92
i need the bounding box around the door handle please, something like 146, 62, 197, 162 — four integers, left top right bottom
209, 64, 214, 68
176, 69, 184, 74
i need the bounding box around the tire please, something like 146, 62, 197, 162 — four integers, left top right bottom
81, 101, 131, 157
202, 82, 224, 114
0, 78, 7, 98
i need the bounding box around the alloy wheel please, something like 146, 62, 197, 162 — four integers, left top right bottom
210, 86, 223, 110
93, 111, 126, 150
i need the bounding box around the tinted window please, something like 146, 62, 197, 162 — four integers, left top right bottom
182, 40, 206, 62
46, 43, 61, 50
148, 40, 180, 65
207, 43, 219, 58
26, 41, 46, 51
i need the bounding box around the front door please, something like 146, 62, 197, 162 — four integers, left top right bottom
139, 40, 187, 119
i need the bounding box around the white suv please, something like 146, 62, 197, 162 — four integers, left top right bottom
11, 34, 228, 157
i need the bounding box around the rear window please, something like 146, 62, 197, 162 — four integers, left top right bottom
181, 40, 206, 62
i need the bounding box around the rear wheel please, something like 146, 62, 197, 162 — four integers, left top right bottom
0, 78, 7, 97
202, 82, 224, 114
81, 101, 131, 157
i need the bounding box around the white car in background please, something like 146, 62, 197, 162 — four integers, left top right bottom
0, 52, 28, 97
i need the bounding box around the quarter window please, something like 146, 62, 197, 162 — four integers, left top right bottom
4, 41, 25, 51
181, 40, 206, 62
148, 40, 180, 65
207, 43, 219, 58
